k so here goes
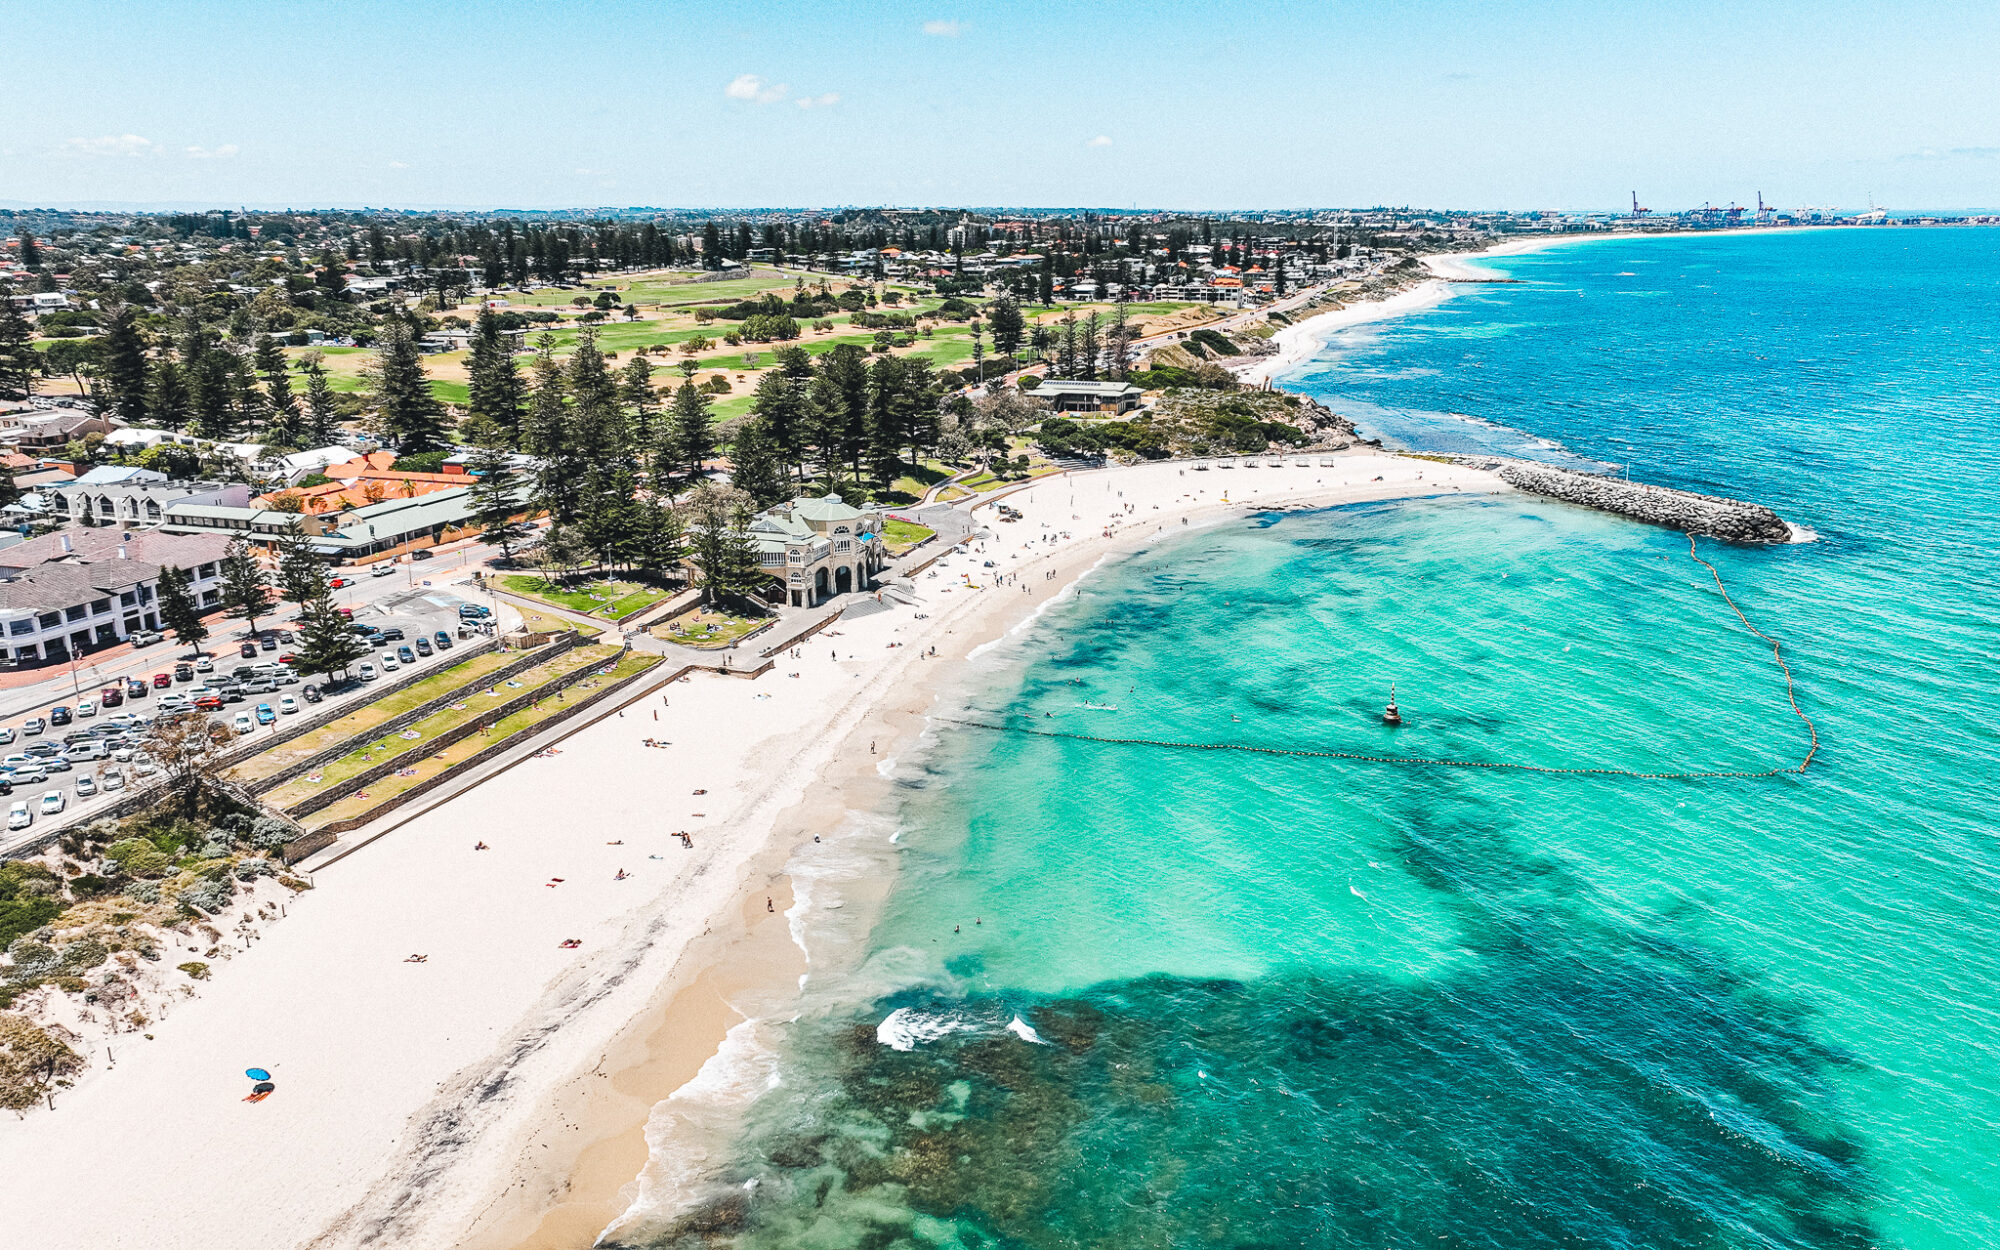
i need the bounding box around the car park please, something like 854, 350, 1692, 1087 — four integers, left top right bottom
21, 717, 44, 736
232, 712, 254, 735
8, 802, 30, 830
74, 775, 96, 798
40, 790, 65, 816
278, 696, 299, 715
50, 706, 71, 727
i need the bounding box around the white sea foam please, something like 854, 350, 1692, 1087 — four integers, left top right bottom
1007, 1016, 1048, 1044
877, 1006, 976, 1051
1785, 522, 1822, 544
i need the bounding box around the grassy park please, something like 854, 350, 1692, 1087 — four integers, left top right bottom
881, 518, 938, 553
298, 650, 661, 829
652, 607, 769, 649
498, 574, 673, 620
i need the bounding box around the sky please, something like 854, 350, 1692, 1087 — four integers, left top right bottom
3, 0, 1999, 213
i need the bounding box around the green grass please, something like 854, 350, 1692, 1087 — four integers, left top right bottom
498, 574, 671, 619
225, 649, 524, 783
881, 519, 938, 554
300, 650, 660, 827
653, 608, 769, 649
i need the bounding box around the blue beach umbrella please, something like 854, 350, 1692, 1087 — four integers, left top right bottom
245, 1068, 271, 1081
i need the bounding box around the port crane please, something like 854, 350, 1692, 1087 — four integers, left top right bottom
1630, 192, 1650, 219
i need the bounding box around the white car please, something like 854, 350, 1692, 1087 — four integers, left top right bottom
278, 696, 299, 715
231, 712, 254, 735
76, 700, 97, 718
371, 562, 397, 577
74, 775, 97, 798
101, 768, 125, 793
193, 657, 214, 673
7, 801, 29, 830
358, 663, 378, 682
38, 790, 64, 816
381, 655, 400, 672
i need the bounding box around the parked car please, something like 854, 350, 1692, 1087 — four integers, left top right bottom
328, 577, 349, 589
193, 657, 214, 673
155, 672, 174, 688
239, 642, 258, 658
100, 686, 124, 707
413, 637, 433, 657
39, 790, 65, 816
277, 630, 294, 643
7, 802, 30, 830
21, 717, 45, 736
371, 562, 397, 577
458, 603, 492, 620
301, 684, 323, 704
231, 712, 254, 735
260, 636, 278, 651
255, 703, 276, 725
381, 655, 400, 673
357, 663, 378, 682
278, 695, 299, 715
41, 756, 70, 773
194, 695, 224, 711
125, 677, 149, 697
336, 607, 353, 620
129, 629, 164, 647
74, 775, 97, 798
433, 631, 453, 650
397, 646, 416, 664
23, 742, 59, 759
101, 768, 124, 793
0, 728, 13, 746
76, 700, 98, 718
378, 627, 406, 642
157, 696, 192, 714
7, 766, 46, 786
49, 706, 72, 727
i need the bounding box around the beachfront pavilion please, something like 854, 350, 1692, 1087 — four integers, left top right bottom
747, 494, 885, 607
1035, 379, 1146, 415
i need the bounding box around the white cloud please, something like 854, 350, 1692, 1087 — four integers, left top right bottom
1087, 135, 1113, 148
184, 144, 239, 160
796, 93, 841, 110
726, 73, 789, 104
922, 19, 963, 36
388, 160, 411, 170
65, 134, 154, 157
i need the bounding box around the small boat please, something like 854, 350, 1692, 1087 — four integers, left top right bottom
1382, 685, 1403, 727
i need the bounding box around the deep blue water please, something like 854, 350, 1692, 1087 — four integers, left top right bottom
631, 228, 2000, 1250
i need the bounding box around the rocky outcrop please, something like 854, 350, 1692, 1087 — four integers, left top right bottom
1497, 462, 1792, 543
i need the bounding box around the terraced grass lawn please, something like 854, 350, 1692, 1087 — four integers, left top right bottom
881, 519, 938, 554
226, 649, 523, 784
653, 608, 770, 649
301, 650, 661, 829
269, 644, 625, 811
498, 575, 672, 619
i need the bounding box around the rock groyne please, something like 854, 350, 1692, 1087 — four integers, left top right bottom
1496, 461, 1793, 543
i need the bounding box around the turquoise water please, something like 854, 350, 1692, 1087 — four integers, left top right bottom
632, 229, 2000, 1249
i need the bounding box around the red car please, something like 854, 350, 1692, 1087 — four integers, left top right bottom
194, 695, 223, 711
99, 686, 124, 707
328, 577, 348, 589
153, 672, 172, 688
277, 652, 297, 664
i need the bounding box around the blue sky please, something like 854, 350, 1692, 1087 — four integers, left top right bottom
4, 0, 1998, 212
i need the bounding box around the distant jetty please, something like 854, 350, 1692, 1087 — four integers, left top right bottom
1486, 460, 1794, 543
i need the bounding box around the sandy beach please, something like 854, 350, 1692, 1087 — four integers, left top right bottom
0, 455, 1502, 1250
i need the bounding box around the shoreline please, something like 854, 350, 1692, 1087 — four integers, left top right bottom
0, 455, 1505, 1250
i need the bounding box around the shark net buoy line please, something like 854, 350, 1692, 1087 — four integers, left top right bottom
944, 534, 1820, 783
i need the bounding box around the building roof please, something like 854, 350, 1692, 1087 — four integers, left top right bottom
71, 465, 167, 487
0, 526, 231, 574
791, 493, 869, 524
0, 557, 162, 614
274, 445, 354, 478
1037, 379, 1145, 398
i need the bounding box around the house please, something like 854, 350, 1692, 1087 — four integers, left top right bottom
162, 480, 530, 564
48, 477, 251, 528
1034, 380, 1145, 415
4, 292, 71, 315
1, 453, 78, 491
745, 494, 885, 608
0, 529, 231, 666
272, 445, 356, 484
0, 410, 113, 452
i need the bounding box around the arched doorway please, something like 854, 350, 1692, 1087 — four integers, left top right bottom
834, 565, 853, 595
814, 567, 830, 602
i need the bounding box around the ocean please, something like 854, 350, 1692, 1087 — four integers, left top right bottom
622, 227, 2000, 1249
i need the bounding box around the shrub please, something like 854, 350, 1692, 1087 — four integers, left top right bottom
6, 940, 59, 980
105, 839, 169, 880
178, 961, 210, 981
1018, 375, 1041, 390
175, 877, 233, 915
58, 938, 108, 973
0, 1013, 83, 1111
248, 818, 293, 851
